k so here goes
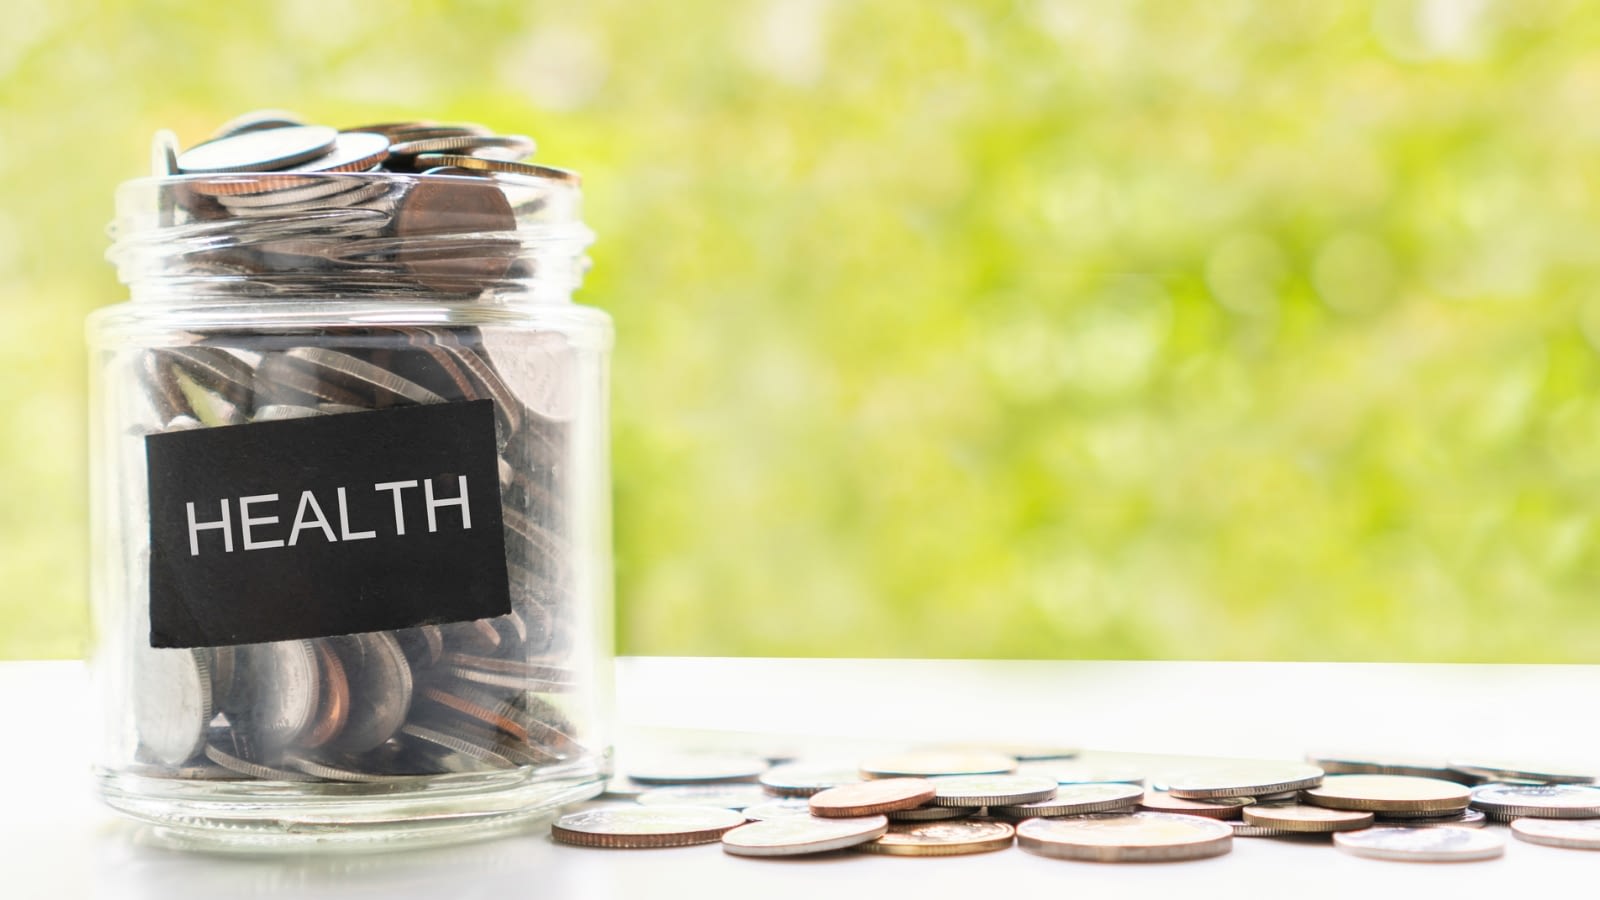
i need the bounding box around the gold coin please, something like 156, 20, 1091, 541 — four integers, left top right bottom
1242, 803, 1374, 833
809, 777, 935, 818
1139, 790, 1253, 820
855, 820, 1015, 857
1016, 812, 1233, 863
720, 815, 888, 857
1511, 818, 1600, 850
1304, 775, 1471, 813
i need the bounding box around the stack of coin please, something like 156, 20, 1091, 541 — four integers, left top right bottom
128, 114, 594, 790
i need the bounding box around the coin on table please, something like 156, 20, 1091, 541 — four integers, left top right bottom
1019, 760, 1146, 785
861, 750, 1017, 779
809, 777, 935, 818
637, 784, 772, 810
411, 153, 582, 185
1242, 803, 1374, 833
742, 799, 816, 820
1469, 783, 1600, 820
1333, 826, 1504, 862
1511, 818, 1600, 850
993, 782, 1143, 818
552, 805, 747, 848
1303, 774, 1470, 814
1308, 752, 1459, 781
177, 125, 339, 173
133, 647, 213, 767
887, 804, 976, 822
626, 753, 769, 785
930, 774, 1058, 808
1017, 812, 1233, 863
1166, 762, 1324, 800
721, 814, 888, 857
760, 763, 865, 797
1139, 791, 1253, 820
856, 820, 1016, 857
1449, 759, 1595, 786
1376, 808, 1486, 828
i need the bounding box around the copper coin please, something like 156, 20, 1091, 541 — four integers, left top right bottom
299, 641, 351, 749
809, 778, 936, 818
392, 176, 519, 291
411, 153, 580, 185
421, 686, 528, 742
1166, 762, 1324, 800
1242, 803, 1374, 833
856, 820, 1015, 857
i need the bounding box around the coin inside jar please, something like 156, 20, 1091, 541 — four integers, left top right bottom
1165, 762, 1324, 800
1511, 818, 1600, 850
992, 782, 1142, 818
928, 774, 1057, 808
860, 750, 1017, 779
808, 778, 936, 818
1139, 790, 1254, 819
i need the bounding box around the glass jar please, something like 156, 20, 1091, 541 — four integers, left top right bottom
88, 168, 613, 850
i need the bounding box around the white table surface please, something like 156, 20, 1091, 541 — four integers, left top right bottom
6, 657, 1600, 899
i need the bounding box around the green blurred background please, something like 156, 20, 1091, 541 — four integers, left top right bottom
5, 0, 1600, 661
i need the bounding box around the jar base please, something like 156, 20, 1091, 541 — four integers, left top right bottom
97, 762, 606, 853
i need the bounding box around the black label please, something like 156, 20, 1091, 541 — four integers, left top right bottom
146, 400, 510, 648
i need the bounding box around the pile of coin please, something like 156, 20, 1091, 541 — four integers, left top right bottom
549, 748, 1600, 863
127, 114, 595, 788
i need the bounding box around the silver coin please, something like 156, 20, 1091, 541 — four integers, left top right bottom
203, 739, 317, 782
1511, 817, 1600, 850
1230, 821, 1300, 838
742, 799, 817, 820
994, 782, 1143, 818
861, 750, 1017, 779
721, 815, 888, 857
283, 348, 443, 407
1450, 759, 1595, 786
1017, 760, 1146, 785
133, 646, 212, 766
856, 820, 1016, 856
1376, 808, 1486, 828
887, 804, 977, 822
478, 330, 579, 421
325, 632, 413, 753
1017, 812, 1234, 863
400, 723, 516, 770
1166, 762, 1324, 800
231, 640, 320, 749
1242, 803, 1374, 832
1333, 826, 1504, 862
637, 784, 772, 810
552, 805, 746, 848
177, 125, 339, 173
1470, 782, 1600, 820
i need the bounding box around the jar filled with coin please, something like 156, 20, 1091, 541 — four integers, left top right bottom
88, 114, 613, 849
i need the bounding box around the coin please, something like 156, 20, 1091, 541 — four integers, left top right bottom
1469, 783, 1600, 820
1017, 760, 1146, 785
1333, 826, 1505, 862
637, 784, 772, 810
300, 641, 351, 749
1304, 775, 1472, 814
856, 820, 1016, 856
993, 782, 1143, 818
1016, 812, 1233, 863
1139, 790, 1253, 819
742, 799, 816, 820
1166, 762, 1324, 800
1449, 759, 1595, 786
930, 774, 1057, 807
760, 763, 865, 796
410, 153, 581, 185
1241, 803, 1374, 832
283, 755, 395, 783
391, 176, 519, 291
809, 777, 936, 818
1307, 752, 1459, 781
721, 815, 889, 857
204, 738, 317, 782
133, 647, 212, 766
627, 754, 769, 785
1511, 818, 1600, 850
177, 125, 340, 173
886, 804, 975, 822
399, 723, 516, 770
1376, 808, 1486, 828
389, 134, 537, 162
861, 750, 1017, 779
231, 641, 320, 750
552, 806, 747, 849
283, 348, 443, 407
324, 632, 412, 754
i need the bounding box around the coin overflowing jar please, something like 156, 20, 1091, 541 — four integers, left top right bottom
89, 114, 613, 849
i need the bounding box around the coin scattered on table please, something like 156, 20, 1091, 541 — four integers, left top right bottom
1469, 783, 1600, 820
1139, 790, 1253, 820
1375, 808, 1486, 828
1303, 775, 1471, 814
1016, 812, 1233, 862
1510, 818, 1600, 850
929, 774, 1057, 807
808, 778, 935, 818
1448, 759, 1595, 785
860, 750, 1017, 779
1332, 826, 1505, 862
992, 782, 1142, 818
886, 804, 975, 822
856, 820, 1016, 857
1241, 803, 1374, 833
760, 763, 865, 797
720, 815, 889, 857
636, 784, 772, 810
1165, 762, 1324, 800
552, 806, 748, 849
